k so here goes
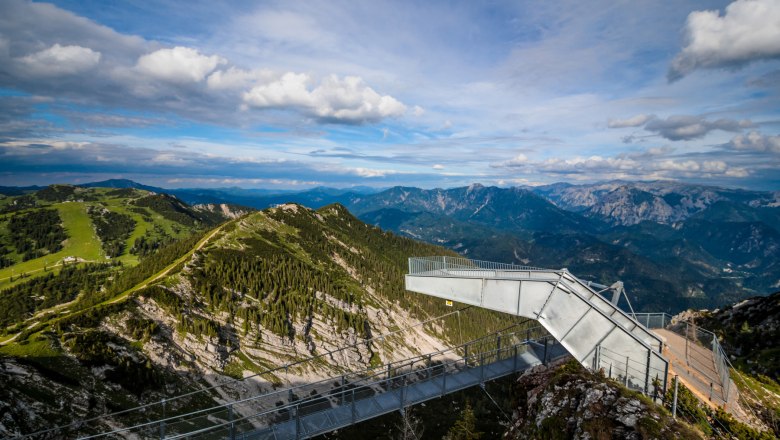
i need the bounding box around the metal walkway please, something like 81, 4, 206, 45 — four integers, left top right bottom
233, 339, 568, 440
71, 326, 567, 440
406, 256, 669, 395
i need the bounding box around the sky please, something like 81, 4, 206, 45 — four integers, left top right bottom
1, 0, 779, 190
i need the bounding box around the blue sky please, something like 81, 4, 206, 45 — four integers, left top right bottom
1, 0, 779, 190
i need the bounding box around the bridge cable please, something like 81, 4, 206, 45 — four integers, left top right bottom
480, 385, 511, 423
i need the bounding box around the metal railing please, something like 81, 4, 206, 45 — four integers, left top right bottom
594, 344, 668, 399
408, 256, 546, 277
631, 312, 730, 403
74, 324, 554, 439
180, 328, 564, 440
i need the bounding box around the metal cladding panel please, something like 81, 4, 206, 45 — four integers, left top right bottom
518, 281, 554, 320
481, 279, 522, 315
560, 311, 614, 360
561, 274, 662, 352
405, 275, 484, 306
538, 286, 588, 329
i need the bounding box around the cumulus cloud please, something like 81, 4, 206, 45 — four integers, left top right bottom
17, 44, 101, 76
243, 73, 407, 123
136, 47, 225, 83
495, 153, 530, 167
669, 0, 780, 80
607, 114, 654, 128
609, 114, 753, 141
727, 131, 780, 153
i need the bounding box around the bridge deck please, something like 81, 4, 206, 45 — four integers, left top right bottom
237, 342, 569, 440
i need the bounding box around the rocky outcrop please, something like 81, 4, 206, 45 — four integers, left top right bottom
504, 360, 702, 440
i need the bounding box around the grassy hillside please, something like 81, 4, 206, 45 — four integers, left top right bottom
0, 185, 224, 291
0, 202, 518, 438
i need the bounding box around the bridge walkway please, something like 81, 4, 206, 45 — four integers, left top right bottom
232, 341, 569, 440
90, 326, 566, 440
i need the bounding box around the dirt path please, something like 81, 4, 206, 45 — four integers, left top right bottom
108, 224, 224, 304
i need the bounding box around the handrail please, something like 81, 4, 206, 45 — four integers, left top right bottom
631, 312, 731, 403
77, 323, 549, 439
15, 307, 471, 440
172, 332, 563, 439
408, 256, 546, 275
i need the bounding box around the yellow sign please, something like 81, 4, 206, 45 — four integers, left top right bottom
445, 300, 453, 307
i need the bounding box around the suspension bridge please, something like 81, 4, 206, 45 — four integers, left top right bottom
12, 256, 739, 439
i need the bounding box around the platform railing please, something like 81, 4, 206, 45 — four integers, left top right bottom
408, 256, 545, 276
178, 330, 564, 439
76, 324, 552, 439
632, 312, 730, 402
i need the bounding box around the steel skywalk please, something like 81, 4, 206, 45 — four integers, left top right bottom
405, 256, 670, 396
73, 326, 566, 440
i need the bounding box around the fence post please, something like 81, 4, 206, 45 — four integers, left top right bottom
543, 337, 549, 365
513, 345, 518, 371
159, 398, 166, 440
624, 356, 629, 387
351, 389, 356, 424
672, 375, 679, 419
401, 374, 407, 409
228, 403, 234, 440
295, 404, 301, 440
685, 322, 690, 366
644, 349, 651, 395
480, 352, 485, 383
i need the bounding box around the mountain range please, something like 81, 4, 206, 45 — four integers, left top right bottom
0, 183, 778, 438
3, 179, 778, 313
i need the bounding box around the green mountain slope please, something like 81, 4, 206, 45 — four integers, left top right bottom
0, 203, 514, 438
0, 185, 230, 291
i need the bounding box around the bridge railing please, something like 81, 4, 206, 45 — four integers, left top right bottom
408, 256, 545, 276
631, 312, 730, 402
77, 324, 552, 439
175, 329, 564, 439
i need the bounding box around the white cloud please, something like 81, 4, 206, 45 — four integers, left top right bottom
352, 167, 396, 177
670, 0, 780, 80
607, 114, 654, 128
432, 164, 445, 170
243, 72, 314, 108
136, 46, 225, 83
727, 131, 780, 153
243, 73, 407, 123
496, 153, 530, 167
17, 44, 101, 76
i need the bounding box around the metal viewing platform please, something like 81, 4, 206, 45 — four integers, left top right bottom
405, 256, 670, 395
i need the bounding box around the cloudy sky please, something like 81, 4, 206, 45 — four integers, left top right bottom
1, 0, 779, 190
